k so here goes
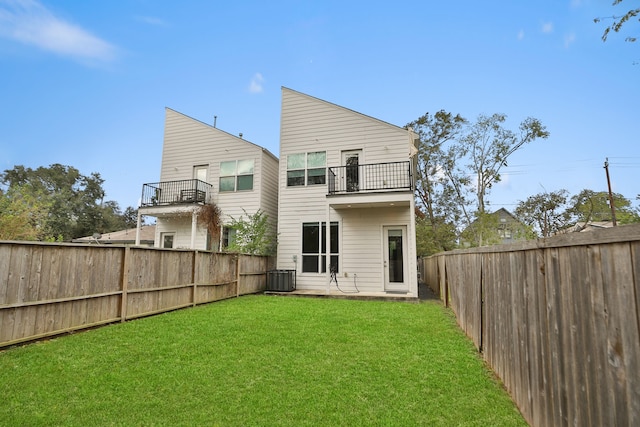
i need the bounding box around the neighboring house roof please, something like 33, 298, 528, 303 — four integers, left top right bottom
565, 221, 615, 233
73, 225, 156, 245
164, 107, 279, 162
493, 207, 521, 223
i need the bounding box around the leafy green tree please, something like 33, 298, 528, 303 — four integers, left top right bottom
461, 114, 550, 216
1, 164, 136, 241
415, 213, 458, 256
408, 111, 549, 250
407, 111, 467, 253
595, 0, 639, 42
226, 209, 276, 255
515, 190, 572, 237
570, 189, 640, 225
122, 206, 141, 228
0, 186, 50, 240
459, 212, 503, 247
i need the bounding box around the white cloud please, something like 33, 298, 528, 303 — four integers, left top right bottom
248, 72, 264, 94
517, 29, 525, 41
0, 0, 117, 63
541, 21, 554, 34
135, 15, 167, 27
564, 32, 576, 48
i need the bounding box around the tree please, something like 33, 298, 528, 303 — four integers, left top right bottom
122, 206, 141, 228
0, 186, 50, 240
1, 164, 136, 241
459, 212, 504, 247
407, 111, 549, 250
406, 111, 467, 253
453, 113, 549, 246
415, 210, 458, 256
515, 190, 572, 237
226, 209, 276, 255
570, 189, 640, 225
462, 114, 550, 215
595, 0, 639, 42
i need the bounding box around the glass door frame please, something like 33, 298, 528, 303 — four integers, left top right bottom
383, 225, 409, 292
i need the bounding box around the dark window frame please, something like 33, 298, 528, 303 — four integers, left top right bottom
301, 221, 338, 273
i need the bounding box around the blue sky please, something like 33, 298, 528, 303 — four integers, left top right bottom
1, 0, 638, 212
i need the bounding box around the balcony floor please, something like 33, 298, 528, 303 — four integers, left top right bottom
326, 190, 413, 209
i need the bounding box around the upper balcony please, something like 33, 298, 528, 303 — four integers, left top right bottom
327, 161, 413, 196
140, 179, 212, 208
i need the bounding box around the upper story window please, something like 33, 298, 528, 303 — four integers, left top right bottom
287, 151, 326, 187
220, 159, 254, 192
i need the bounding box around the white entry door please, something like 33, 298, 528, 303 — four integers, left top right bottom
383, 226, 408, 293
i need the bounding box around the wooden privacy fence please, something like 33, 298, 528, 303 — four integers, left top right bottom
0, 241, 273, 348
420, 223, 640, 427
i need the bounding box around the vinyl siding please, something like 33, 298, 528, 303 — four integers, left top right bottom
339, 207, 414, 293
155, 216, 208, 249
149, 108, 279, 249
258, 150, 279, 226
276, 88, 417, 293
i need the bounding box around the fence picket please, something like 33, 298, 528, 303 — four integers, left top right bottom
421, 223, 640, 427
0, 242, 271, 348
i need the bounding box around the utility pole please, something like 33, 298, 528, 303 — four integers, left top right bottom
604, 158, 617, 226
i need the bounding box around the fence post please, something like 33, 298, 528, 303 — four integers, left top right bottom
236, 255, 240, 298
192, 251, 197, 307
120, 246, 130, 322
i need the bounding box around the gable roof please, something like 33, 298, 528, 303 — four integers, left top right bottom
493, 208, 521, 223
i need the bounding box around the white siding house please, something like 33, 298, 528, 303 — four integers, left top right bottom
136, 108, 279, 250
276, 88, 418, 297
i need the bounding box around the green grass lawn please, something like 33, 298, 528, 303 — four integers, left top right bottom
0, 295, 526, 426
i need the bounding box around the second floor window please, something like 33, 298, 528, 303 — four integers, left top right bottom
287, 151, 326, 187
220, 159, 254, 192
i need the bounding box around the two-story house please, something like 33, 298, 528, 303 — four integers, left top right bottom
135, 108, 278, 250
276, 88, 419, 297
461, 208, 530, 247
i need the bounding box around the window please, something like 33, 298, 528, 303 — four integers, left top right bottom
302, 222, 338, 273
307, 151, 326, 185
161, 233, 174, 249
498, 226, 512, 239
220, 160, 254, 192
287, 152, 326, 186
222, 226, 237, 250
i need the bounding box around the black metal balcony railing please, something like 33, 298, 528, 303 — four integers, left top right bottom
327, 161, 413, 195
140, 179, 212, 207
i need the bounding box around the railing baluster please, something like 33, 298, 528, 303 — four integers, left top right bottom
141, 179, 212, 207
327, 161, 412, 195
